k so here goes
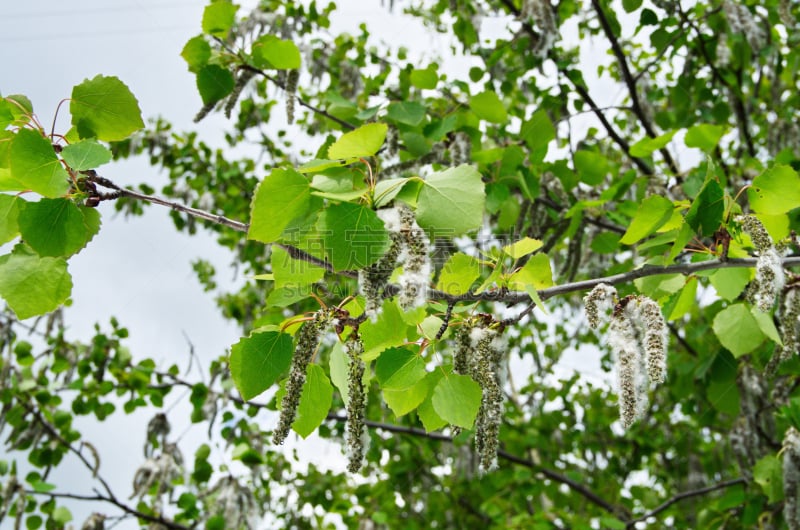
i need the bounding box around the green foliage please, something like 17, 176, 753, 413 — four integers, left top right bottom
415, 164, 485, 235
327, 123, 388, 160
60, 140, 112, 170
229, 331, 294, 400
253, 35, 302, 69
248, 168, 310, 243
9, 129, 70, 198
69, 75, 144, 141
293, 364, 333, 438
6, 0, 800, 527
431, 373, 482, 429
0, 245, 72, 319
748, 165, 800, 215
17, 199, 100, 258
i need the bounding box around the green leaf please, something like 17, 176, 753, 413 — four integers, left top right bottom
4, 94, 33, 123
373, 178, 410, 208
436, 252, 480, 295
417, 371, 447, 431
712, 303, 766, 358
622, 0, 643, 12
0, 245, 72, 319
591, 232, 621, 254
684, 124, 726, 152
70, 75, 144, 141
685, 176, 724, 237
748, 165, 800, 215
0, 194, 21, 245
318, 202, 390, 270
574, 150, 609, 185
509, 253, 553, 289
9, 129, 70, 197
229, 331, 294, 400
384, 376, 429, 417
248, 168, 311, 243
52, 507, 72, 525
328, 123, 388, 160
181, 35, 211, 72
267, 246, 326, 306
60, 139, 111, 170
201, 1, 239, 39
329, 342, 350, 407
752, 308, 782, 345
469, 91, 507, 123
296, 159, 346, 174
629, 130, 676, 157
709, 268, 751, 301
375, 347, 427, 390
520, 109, 556, 153
502, 237, 543, 258
360, 301, 408, 361
431, 373, 482, 429
28, 478, 56, 493
620, 196, 674, 245
232, 443, 263, 465
664, 277, 697, 321
756, 213, 790, 241
196, 65, 235, 106
293, 364, 333, 438
273, 246, 325, 285
753, 455, 784, 503
17, 199, 100, 258
634, 273, 684, 300
253, 35, 302, 69
706, 351, 740, 416
386, 102, 426, 126
410, 66, 438, 89
416, 164, 485, 235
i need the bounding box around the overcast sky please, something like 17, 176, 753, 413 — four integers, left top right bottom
0, 2, 619, 527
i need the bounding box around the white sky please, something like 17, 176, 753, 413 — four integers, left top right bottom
0, 2, 618, 527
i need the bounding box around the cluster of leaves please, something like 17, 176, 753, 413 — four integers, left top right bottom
4, 0, 800, 528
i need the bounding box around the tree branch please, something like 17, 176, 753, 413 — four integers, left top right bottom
429, 256, 800, 307
23, 489, 190, 530
674, 4, 756, 158
20, 402, 189, 530
88, 172, 800, 308
624, 478, 746, 528
325, 413, 628, 519
88, 173, 355, 279
241, 64, 357, 131
590, 0, 679, 175
496, 0, 654, 176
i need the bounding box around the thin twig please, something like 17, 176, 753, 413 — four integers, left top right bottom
325, 413, 628, 519
624, 478, 746, 527
241, 65, 356, 131
23, 489, 189, 530
21, 403, 190, 529
590, 0, 679, 174
496, 0, 654, 176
